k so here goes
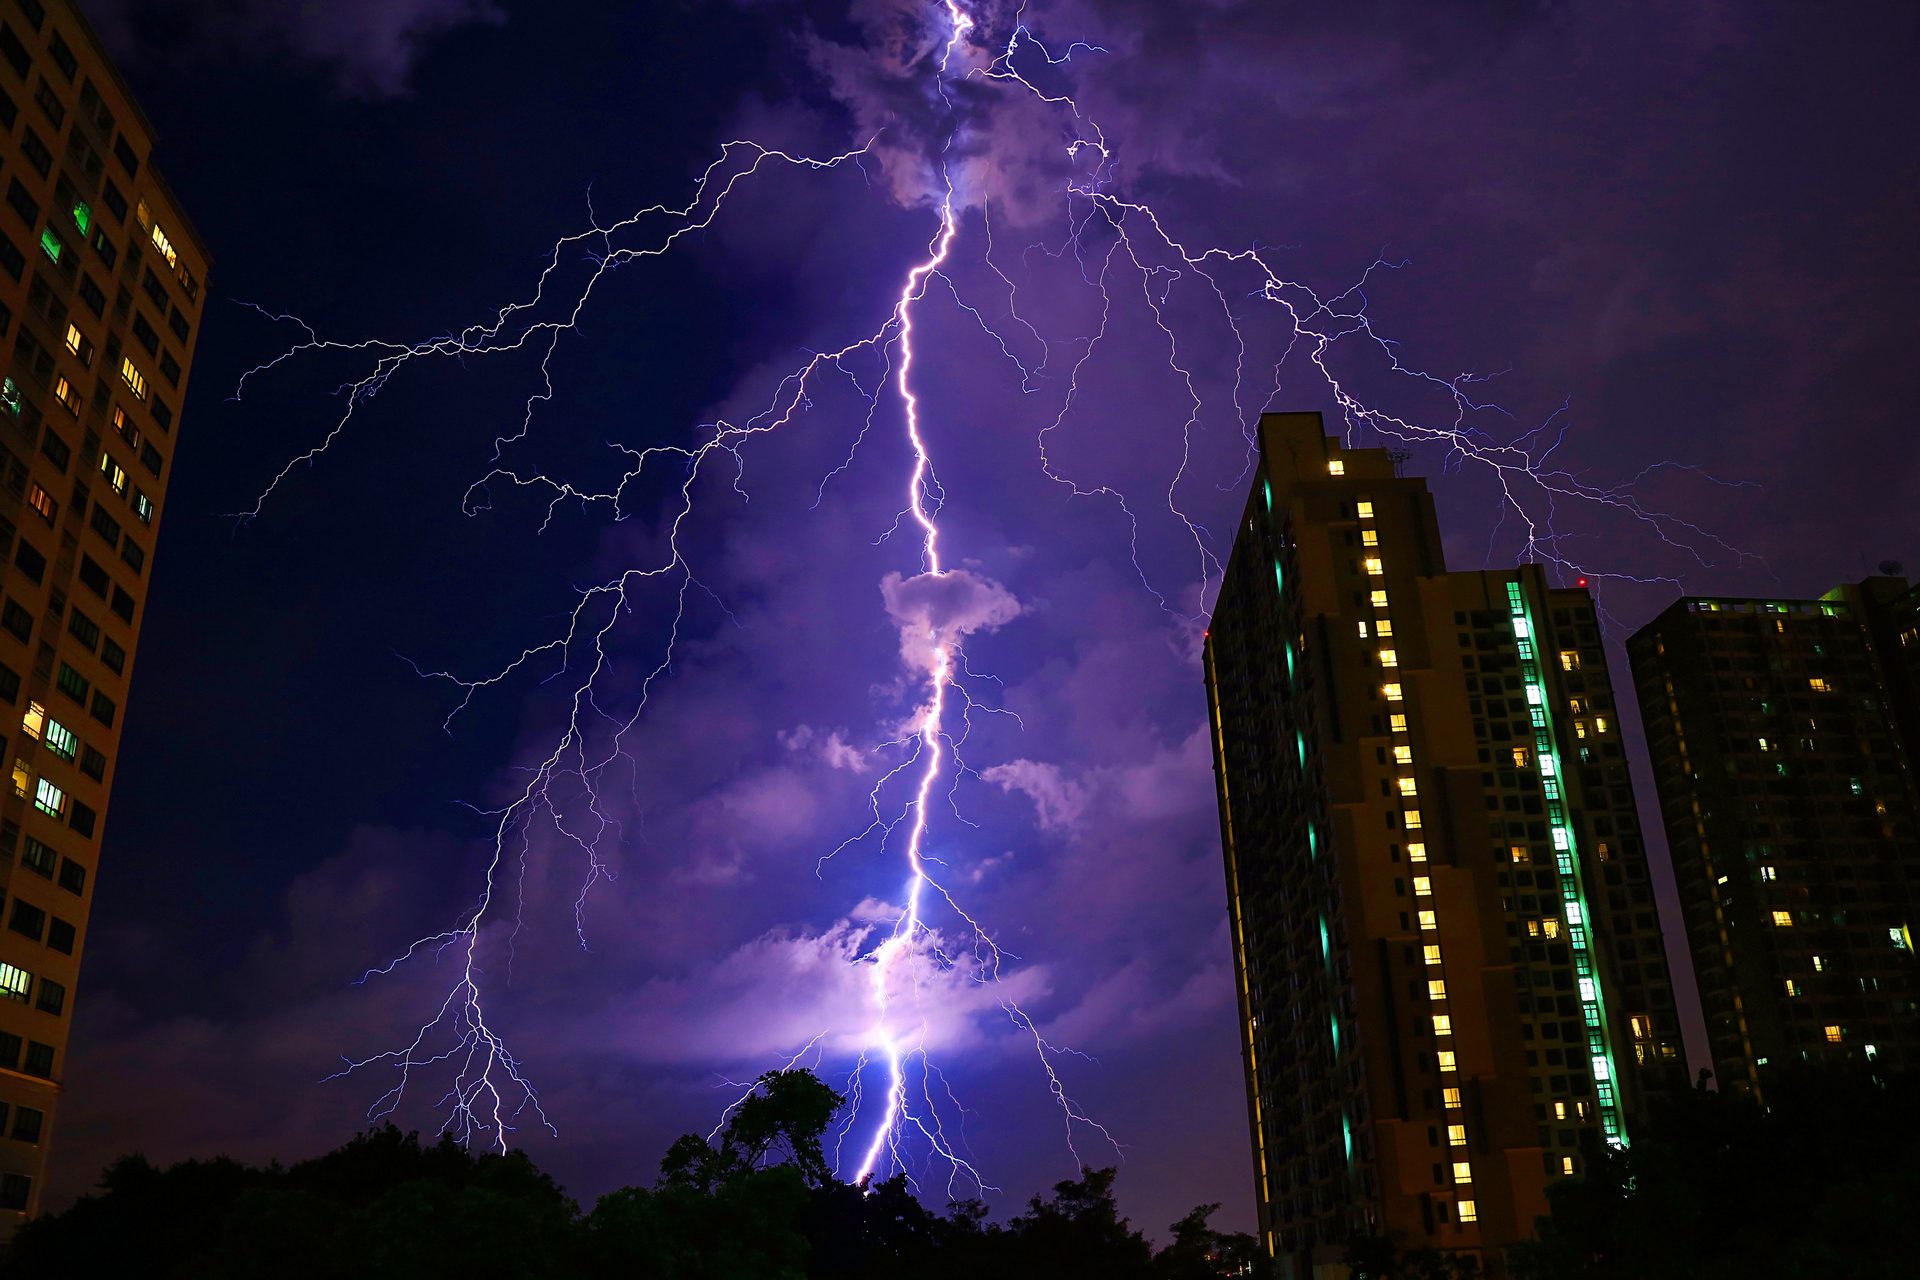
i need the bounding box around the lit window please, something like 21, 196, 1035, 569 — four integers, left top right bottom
1541, 918, 1561, 939
1553, 1100, 1568, 1120
1376, 619, 1393, 637
1404, 809, 1422, 829
51, 376, 79, 416
1593, 716, 1609, 734
1383, 683, 1403, 701
1452, 1161, 1472, 1185
42, 720, 76, 762
1393, 745, 1412, 765
99, 452, 127, 495
1443, 1087, 1461, 1109
133, 491, 153, 524
1432, 1014, 1452, 1036
1371, 589, 1390, 609
1379, 648, 1399, 667
38, 228, 61, 262
1361, 529, 1379, 547
1511, 747, 1530, 768
1446, 1124, 1466, 1146
21, 702, 46, 741
120, 356, 148, 399
1357, 620, 1370, 638
1364, 557, 1384, 576
1510, 845, 1530, 864
1356, 501, 1374, 518
1457, 1199, 1477, 1223
1413, 876, 1433, 896
1760, 865, 1777, 881
1389, 714, 1408, 733
1559, 651, 1579, 671
1328, 459, 1345, 476
1772, 910, 1793, 927
63, 323, 82, 354
1398, 776, 1418, 796
1630, 1015, 1650, 1039
1891, 927, 1910, 951
1824, 1024, 1842, 1043
1527, 919, 1541, 938
1406, 842, 1427, 862
149, 219, 178, 270
1812, 955, 1825, 972
1436, 1050, 1457, 1072
1418, 910, 1438, 931
1575, 1101, 1590, 1120
1429, 979, 1447, 1001
1808, 677, 1829, 692
1784, 979, 1799, 997
9, 759, 27, 799
0, 964, 28, 1003
1423, 944, 1443, 966
1573, 718, 1588, 738
32, 778, 66, 819
1561, 1156, 1575, 1176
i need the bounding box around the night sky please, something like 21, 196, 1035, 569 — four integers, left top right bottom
47, 0, 1920, 1239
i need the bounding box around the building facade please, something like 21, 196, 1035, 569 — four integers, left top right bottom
1628, 580, 1920, 1100
1204, 413, 1684, 1276
0, 0, 206, 1228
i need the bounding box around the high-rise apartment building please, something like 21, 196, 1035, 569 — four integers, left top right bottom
1204, 413, 1684, 1276
0, 0, 205, 1229
1628, 579, 1920, 1100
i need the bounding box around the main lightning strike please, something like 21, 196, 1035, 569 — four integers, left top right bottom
238, 0, 1747, 1191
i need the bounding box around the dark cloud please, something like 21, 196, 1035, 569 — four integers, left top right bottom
85, 0, 503, 99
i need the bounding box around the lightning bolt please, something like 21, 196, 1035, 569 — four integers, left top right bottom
235, 0, 1746, 1192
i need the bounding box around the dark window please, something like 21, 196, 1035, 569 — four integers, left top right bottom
0, 229, 21, 280
11, 1106, 41, 1144
0, 24, 28, 79
159, 351, 180, 386
18, 125, 49, 176
9, 1, 38, 32
88, 501, 120, 548
44, 30, 72, 80
112, 134, 138, 176
0, 1174, 27, 1210
77, 553, 108, 597
0, 597, 28, 641
78, 746, 103, 780
130, 311, 157, 354
45, 918, 71, 954
77, 272, 103, 316
87, 690, 112, 727
151, 398, 172, 431
18, 834, 53, 877
33, 978, 60, 1016
89, 226, 115, 268
139, 441, 162, 475
55, 858, 83, 895
38, 426, 69, 472
65, 607, 99, 650
101, 178, 126, 222
99, 636, 124, 673
30, 77, 59, 126
0, 1033, 18, 1070
140, 268, 167, 311
167, 308, 189, 343
5, 178, 38, 227
0, 659, 17, 703
53, 660, 85, 702
67, 797, 93, 835
22, 1040, 52, 1077
7, 899, 43, 941
119, 537, 143, 575
109, 585, 133, 623
11, 536, 44, 584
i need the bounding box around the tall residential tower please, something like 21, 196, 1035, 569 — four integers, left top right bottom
0, 0, 206, 1228
1204, 413, 1683, 1276
1628, 580, 1920, 1099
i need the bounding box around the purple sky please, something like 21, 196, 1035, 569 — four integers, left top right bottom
52, 0, 1919, 1240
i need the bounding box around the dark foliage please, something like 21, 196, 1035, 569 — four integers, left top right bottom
1508, 1067, 1920, 1279
6, 1069, 1260, 1279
